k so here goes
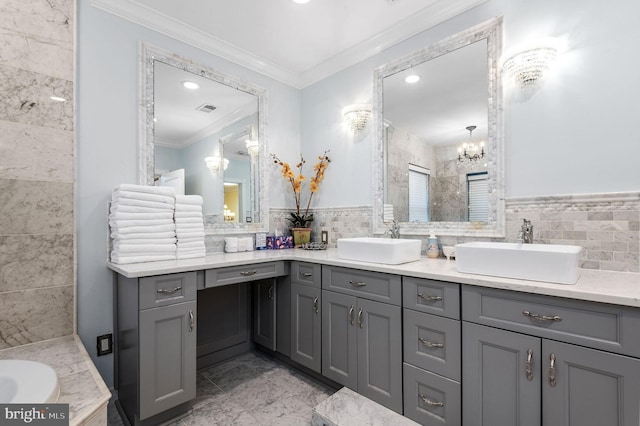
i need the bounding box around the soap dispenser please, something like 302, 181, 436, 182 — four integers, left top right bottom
426, 234, 440, 258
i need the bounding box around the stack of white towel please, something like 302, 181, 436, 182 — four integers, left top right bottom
109, 184, 177, 264
174, 195, 206, 260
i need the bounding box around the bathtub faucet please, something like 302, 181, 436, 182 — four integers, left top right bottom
386, 220, 400, 239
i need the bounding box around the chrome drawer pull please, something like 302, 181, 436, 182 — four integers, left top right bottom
419, 394, 444, 407
188, 310, 195, 333
418, 292, 442, 301
522, 310, 562, 322
349, 280, 367, 287
313, 297, 319, 314
548, 353, 557, 387
157, 286, 182, 295
349, 305, 355, 326
302, 272, 313, 277
358, 308, 364, 328
526, 349, 534, 381
418, 337, 444, 349
240, 270, 258, 276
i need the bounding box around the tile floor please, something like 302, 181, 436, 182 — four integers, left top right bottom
108, 350, 337, 425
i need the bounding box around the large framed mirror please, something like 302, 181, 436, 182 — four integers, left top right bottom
373, 17, 504, 237
140, 44, 268, 233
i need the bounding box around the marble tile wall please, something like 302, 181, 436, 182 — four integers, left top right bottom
0, 0, 75, 349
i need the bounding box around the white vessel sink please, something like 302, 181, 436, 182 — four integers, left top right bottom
455, 242, 583, 284
0, 360, 59, 403
337, 237, 422, 265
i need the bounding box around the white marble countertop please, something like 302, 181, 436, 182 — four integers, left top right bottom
0, 335, 111, 426
108, 249, 640, 308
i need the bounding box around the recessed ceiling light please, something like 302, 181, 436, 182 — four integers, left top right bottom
404, 75, 420, 84
292, 0, 310, 4
50, 96, 66, 102
182, 81, 199, 90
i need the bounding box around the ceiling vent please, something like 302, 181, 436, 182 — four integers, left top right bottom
196, 103, 217, 113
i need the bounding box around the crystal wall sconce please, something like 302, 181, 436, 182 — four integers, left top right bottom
342, 104, 372, 134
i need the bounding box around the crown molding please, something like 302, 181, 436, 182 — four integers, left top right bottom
90, 0, 486, 89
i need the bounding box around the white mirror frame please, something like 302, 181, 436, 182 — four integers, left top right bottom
139, 43, 269, 234
372, 17, 505, 237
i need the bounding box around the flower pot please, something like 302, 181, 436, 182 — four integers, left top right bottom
291, 228, 312, 247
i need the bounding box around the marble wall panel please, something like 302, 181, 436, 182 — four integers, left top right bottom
0, 234, 73, 292
0, 284, 73, 349
0, 65, 73, 130
0, 178, 73, 234
0, 120, 74, 181
0, 0, 73, 80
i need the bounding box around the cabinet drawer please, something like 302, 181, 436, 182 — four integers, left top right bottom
321, 265, 401, 305
205, 261, 286, 287
403, 277, 460, 319
139, 272, 197, 310
462, 285, 640, 357
291, 261, 321, 287
403, 310, 461, 381
403, 363, 461, 426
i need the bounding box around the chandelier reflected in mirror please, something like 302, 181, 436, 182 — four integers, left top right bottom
457, 125, 485, 165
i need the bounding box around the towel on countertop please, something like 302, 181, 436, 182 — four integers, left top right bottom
176, 232, 205, 240
110, 205, 176, 214
109, 218, 175, 228
224, 237, 238, 253
238, 237, 254, 252
175, 216, 204, 224
176, 252, 206, 260
177, 241, 205, 250
175, 195, 203, 206
112, 190, 175, 205
109, 212, 174, 221
175, 204, 203, 213
111, 198, 175, 210
176, 236, 204, 244
174, 211, 204, 219
113, 224, 175, 234
112, 244, 177, 254
175, 222, 205, 230
110, 254, 177, 264
111, 238, 177, 245
112, 231, 176, 240
113, 184, 175, 197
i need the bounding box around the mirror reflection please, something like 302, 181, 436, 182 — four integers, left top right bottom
374, 18, 504, 237
141, 46, 267, 232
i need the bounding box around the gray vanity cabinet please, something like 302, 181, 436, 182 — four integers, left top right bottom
290, 261, 322, 372
321, 266, 402, 414
253, 279, 277, 350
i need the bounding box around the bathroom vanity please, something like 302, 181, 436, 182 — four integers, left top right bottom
109, 250, 640, 426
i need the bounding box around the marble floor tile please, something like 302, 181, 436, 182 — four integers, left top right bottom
108, 350, 336, 426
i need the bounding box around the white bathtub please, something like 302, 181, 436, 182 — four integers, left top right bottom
0, 360, 59, 403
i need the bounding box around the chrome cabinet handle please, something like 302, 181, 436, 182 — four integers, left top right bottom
313, 297, 319, 314
157, 286, 182, 295
358, 308, 364, 328
548, 353, 557, 387
240, 270, 257, 276
526, 348, 534, 381
419, 394, 444, 407
302, 272, 313, 277
349, 280, 367, 287
268, 285, 274, 300
523, 310, 562, 322
188, 310, 194, 333
348, 305, 355, 325
418, 292, 442, 301
418, 337, 444, 349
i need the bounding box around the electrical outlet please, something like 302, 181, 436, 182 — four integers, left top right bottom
321, 230, 328, 244
97, 333, 113, 356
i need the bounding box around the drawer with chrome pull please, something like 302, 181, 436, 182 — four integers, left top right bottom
403, 363, 461, 426
205, 261, 286, 288
403, 277, 460, 319
321, 265, 401, 305
291, 261, 321, 287
462, 285, 640, 357
403, 309, 461, 381
139, 272, 197, 310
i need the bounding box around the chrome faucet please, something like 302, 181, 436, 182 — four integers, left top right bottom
386, 220, 401, 239
517, 219, 533, 244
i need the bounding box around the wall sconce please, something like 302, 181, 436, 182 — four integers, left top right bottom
205, 156, 229, 173
501, 38, 559, 91
245, 140, 259, 157
342, 104, 372, 134
457, 125, 485, 165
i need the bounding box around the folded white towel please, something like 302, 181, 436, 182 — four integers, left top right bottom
175, 216, 204, 224
238, 237, 254, 252
174, 212, 204, 219
177, 237, 205, 244
112, 244, 177, 253
112, 238, 177, 245
110, 254, 177, 264
175, 222, 205, 230
109, 212, 174, 221
111, 205, 175, 214
177, 241, 206, 249
224, 237, 238, 253
113, 184, 175, 197
111, 198, 175, 210
110, 218, 175, 228
177, 232, 205, 240
175, 195, 203, 206
176, 252, 206, 260
112, 190, 175, 205
113, 231, 176, 240
175, 204, 203, 213
113, 224, 175, 234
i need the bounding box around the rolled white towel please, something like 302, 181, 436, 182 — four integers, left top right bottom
110, 254, 177, 264
111, 205, 175, 214
112, 190, 175, 204
113, 184, 175, 197
113, 231, 176, 240
114, 224, 175, 234
175, 204, 203, 213
110, 218, 175, 228
111, 198, 174, 210
109, 211, 174, 221
176, 252, 206, 260
175, 195, 203, 206
175, 212, 204, 219
112, 244, 177, 253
